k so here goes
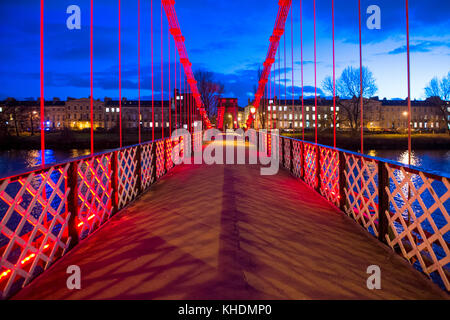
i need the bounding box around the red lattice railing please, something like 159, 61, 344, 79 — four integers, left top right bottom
303, 143, 318, 190
292, 140, 302, 178
0, 164, 71, 298
0, 134, 200, 299
257, 131, 449, 292
76, 153, 113, 240
319, 147, 340, 207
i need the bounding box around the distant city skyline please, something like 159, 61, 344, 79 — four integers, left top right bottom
0, 0, 449, 107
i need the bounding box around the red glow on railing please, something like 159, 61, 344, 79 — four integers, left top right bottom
0, 244, 51, 282
77, 214, 96, 228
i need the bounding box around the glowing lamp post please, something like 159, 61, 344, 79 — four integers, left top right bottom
250, 106, 256, 129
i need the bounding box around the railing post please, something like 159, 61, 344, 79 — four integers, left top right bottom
377, 160, 390, 243
151, 142, 157, 183
163, 139, 167, 175
289, 139, 294, 173
300, 141, 305, 180
316, 145, 321, 192
280, 136, 285, 166
111, 150, 119, 213
135, 145, 142, 195
67, 161, 79, 249
339, 151, 346, 211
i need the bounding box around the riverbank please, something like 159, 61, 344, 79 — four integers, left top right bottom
281, 132, 450, 152
0, 131, 449, 152
0, 130, 168, 151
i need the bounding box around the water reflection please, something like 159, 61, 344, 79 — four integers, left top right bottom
0, 149, 91, 176
367, 149, 450, 174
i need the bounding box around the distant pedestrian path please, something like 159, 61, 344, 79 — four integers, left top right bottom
13, 138, 448, 299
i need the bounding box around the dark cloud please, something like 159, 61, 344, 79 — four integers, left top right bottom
387, 40, 450, 55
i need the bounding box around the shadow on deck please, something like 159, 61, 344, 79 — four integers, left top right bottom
13, 139, 448, 299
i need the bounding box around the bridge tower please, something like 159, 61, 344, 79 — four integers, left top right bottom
217, 98, 238, 131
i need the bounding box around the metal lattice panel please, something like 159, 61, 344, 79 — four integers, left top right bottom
77, 154, 113, 239
279, 136, 283, 164
141, 143, 155, 190
303, 143, 318, 189
118, 147, 138, 209
344, 154, 379, 236
383, 164, 449, 291
319, 147, 340, 206
284, 138, 291, 169
292, 140, 302, 178
193, 132, 202, 153
0, 165, 71, 298
165, 138, 174, 171
156, 140, 165, 178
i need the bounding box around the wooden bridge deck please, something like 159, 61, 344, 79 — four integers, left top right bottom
13, 139, 448, 299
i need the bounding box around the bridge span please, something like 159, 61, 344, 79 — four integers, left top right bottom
11, 136, 447, 299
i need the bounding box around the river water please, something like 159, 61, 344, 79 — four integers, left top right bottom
0, 148, 448, 177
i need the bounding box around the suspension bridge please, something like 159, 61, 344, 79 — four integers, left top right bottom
0, 0, 449, 299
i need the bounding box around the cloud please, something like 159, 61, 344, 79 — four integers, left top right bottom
387, 40, 450, 55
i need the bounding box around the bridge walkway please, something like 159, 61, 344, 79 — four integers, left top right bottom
13, 138, 448, 299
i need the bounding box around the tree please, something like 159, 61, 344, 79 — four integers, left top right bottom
424, 72, 450, 133
194, 70, 224, 118
322, 66, 378, 131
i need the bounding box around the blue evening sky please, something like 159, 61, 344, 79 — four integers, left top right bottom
0, 0, 449, 107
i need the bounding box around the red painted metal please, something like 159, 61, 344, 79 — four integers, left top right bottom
161, 0, 164, 139
40, 0, 45, 166
300, 0, 304, 140
119, 0, 123, 148
162, 0, 211, 129
314, 0, 318, 144
151, 0, 155, 140
246, 0, 292, 128
168, 25, 172, 133
90, 0, 94, 153
332, 0, 336, 148
406, 0, 412, 165
138, 0, 141, 144
358, 0, 364, 154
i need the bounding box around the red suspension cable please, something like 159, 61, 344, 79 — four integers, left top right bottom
151, 0, 154, 140
40, 0, 45, 166
332, 0, 336, 148
314, 0, 318, 144
168, 25, 171, 133
300, 0, 304, 140
358, 0, 364, 154
138, 0, 141, 143
406, 0, 412, 165
174, 43, 177, 128
119, 0, 122, 148
90, 0, 94, 153
291, 7, 294, 131
161, 0, 164, 139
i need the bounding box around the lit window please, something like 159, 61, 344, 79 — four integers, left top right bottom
149, 122, 153, 127
0, 107, 3, 112
116, 108, 120, 112
306, 107, 310, 112
268, 106, 271, 111
106, 108, 110, 112
284, 106, 287, 111
269, 100, 273, 104
289, 114, 293, 120
278, 106, 282, 111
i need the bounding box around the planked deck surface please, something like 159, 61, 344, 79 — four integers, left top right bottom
13, 138, 449, 299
